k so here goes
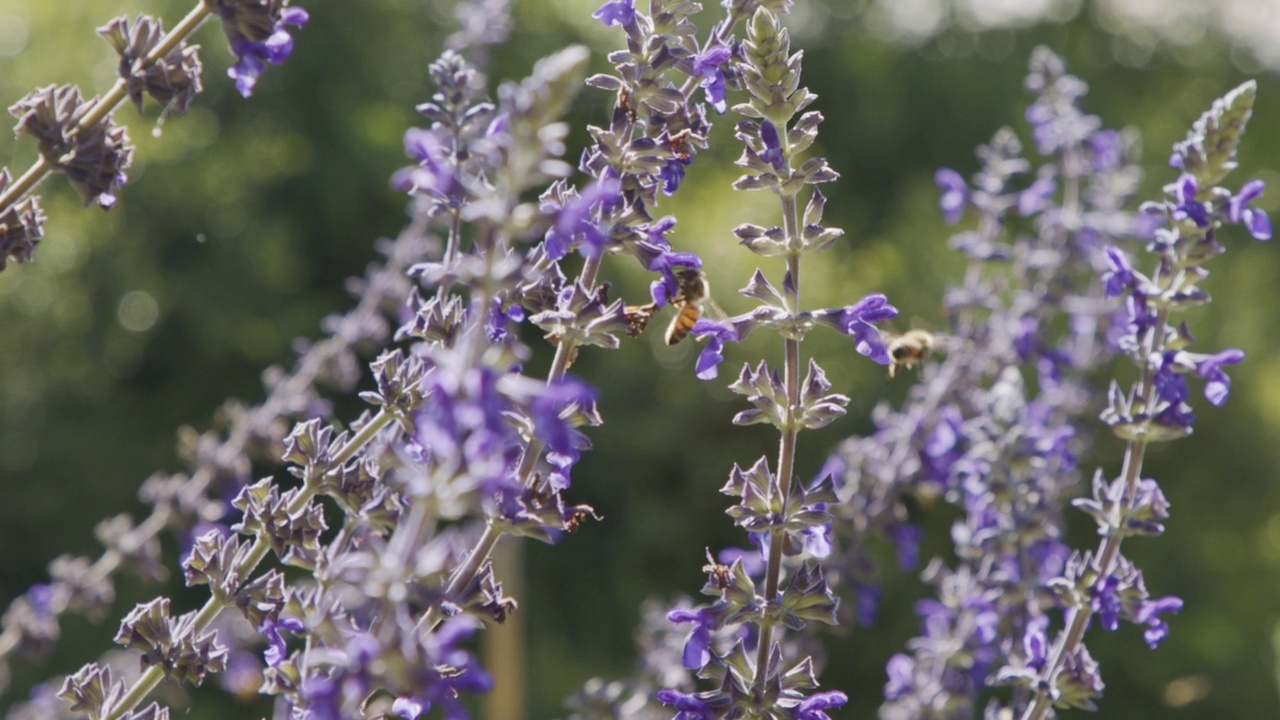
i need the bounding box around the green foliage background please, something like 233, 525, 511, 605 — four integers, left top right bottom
2, 0, 1280, 717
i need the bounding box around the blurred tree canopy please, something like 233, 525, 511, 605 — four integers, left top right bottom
2, 0, 1280, 718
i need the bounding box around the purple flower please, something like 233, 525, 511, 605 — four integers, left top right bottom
529, 377, 596, 458
660, 157, 690, 195
1152, 351, 1189, 405
1101, 246, 1136, 298
300, 674, 343, 720
656, 688, 717, 719
485, 300, 525, 343
1171, 174, 1208, 227
1228, 180, 1271, 240
800, 522, 833, 558
1018, 170, 1057, 216
883, 654, 914, 700
1093, 575, 1123, 632
795, 690, 848, 719
641, 240, 703, 306
1023, 615, 1050, 672
391, 697, 426, 720
854, 581, 880, 627
1195, 348, 1245, 406
718, 546, 765, 576
1136, 596, 1183, 648
822, 294, 898, 364
667, 607, 717, 669
223, 6, 309, 98
544, 179, 623, 259
935, 168, 967, 224
691, 44, 732, 114
393, 128, 456, 199
592, 0, 635, 28
690, 319, 739, 380
26, 584, 55, 617
260, 615, 305, 667
760, 120, 786, 171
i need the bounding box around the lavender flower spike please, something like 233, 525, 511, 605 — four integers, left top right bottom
1012, 79, 1267, 720
660, 6, 893, 717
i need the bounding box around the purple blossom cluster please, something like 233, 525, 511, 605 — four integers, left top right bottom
0, 1, 1272, 720
809, 47, 1148, 720
1003, 77, 1266, 720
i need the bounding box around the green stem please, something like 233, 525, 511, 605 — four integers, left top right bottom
0, 4, 212, 212
753, 192, 802, 699
1020, 300, 1171, 720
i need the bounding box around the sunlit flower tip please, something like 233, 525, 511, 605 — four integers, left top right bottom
691, 319, 738, 380
1195, 348, 1244, 406
592, 0, 636, 28
486, 112, 510, 138
760, 120, 786, 171
934, 167, 967, 224
1228, 180, 1271, 240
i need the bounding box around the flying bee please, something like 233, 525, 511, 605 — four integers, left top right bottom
886, 329, 936, 378
665, 268, 715, 345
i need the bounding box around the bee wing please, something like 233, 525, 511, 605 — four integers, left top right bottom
702, 297, 729, 321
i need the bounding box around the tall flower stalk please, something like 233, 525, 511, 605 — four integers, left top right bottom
817, 47, 1147, 719
47, 38, 603, 719
658, 7, 897, 717
1002, 80, 1267, 720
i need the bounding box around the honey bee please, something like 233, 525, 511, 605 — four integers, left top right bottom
665, 268, 712, 345
886, 329, 935, 378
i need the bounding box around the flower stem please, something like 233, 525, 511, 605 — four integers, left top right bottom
0, 3, 211, 212
754, 194, 803, 698
102, 408, 395, 720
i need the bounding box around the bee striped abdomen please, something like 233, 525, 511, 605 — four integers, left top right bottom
665, 301, 702, 345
